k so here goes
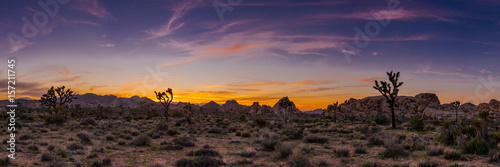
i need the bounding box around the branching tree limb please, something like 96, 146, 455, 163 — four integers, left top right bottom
155, 88, 173, 122
373, 71, 403, 128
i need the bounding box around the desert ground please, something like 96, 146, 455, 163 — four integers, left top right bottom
1, 95, 500, 167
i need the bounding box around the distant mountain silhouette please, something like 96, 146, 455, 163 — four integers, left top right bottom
0, 93, 155, 108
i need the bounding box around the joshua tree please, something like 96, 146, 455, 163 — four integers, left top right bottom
373, 71, 403, 128
479, 111, 490, 141
183, 102, 193, 125
278, 96, 293, 123
155, 88, 173, 122
451, 101, 460, 125
40, 86, 77, 120
328, 101, 339, 123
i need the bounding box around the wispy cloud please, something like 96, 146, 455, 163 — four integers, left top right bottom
59, 69, 81, 81
0, 79, 46, 99
201, 81, 287, 88
291, 80, 335, 85
71, 0, 115, 20
415, 70, 474, 78
307, 9, 460, 23
358, 76, 379, 83
201, 80, 335, 88
98, 43, 116, 47
161, 43, 271, 66
145, 0, 202, 40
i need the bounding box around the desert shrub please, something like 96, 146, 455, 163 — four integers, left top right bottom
118, 141, 126, 145
148, 163, 166, 167
130, 131, 140, 136
48, 145, 55, 151
254, 117, 268, 128
101, 157, 112, 166
235, 132, 241, 136
106, 135, 115, 141
156, 122, 169, 131
240, 148, 256, 157
356, 125, 370, 134
87, 152, 98, 159
131, 135, 151, 146
374, 117, 389, 125
489, 150, 500, 163
41, 153, 54, 161
53, 113, 65, 124
430, 119, 441, 126
444, 150, 463, 160
236, 158, 253, 165
281, 126, 304, 140
241, 132, 251, 138
418, 161, 439, 167
405, 133, 427, 151
367, 136, 384, 146
171, 110, 185, 117
67, 143, 84, 150
288, 151, 311, 167
82, 118, 96, 125
173, 136, 196, 147
334, 148, 350, 157
28, 144, 39, 151
167, 129, 180, 136
48, 158, 66, 167
77, 133, 92, 144
160, 144, 184, 151
0, 157, 9, 166
355, 147, 367, 154
426, 147, 444, 156
187, 149, 220, 157
462, 137, 489, 155
317, 161, 330, 167
304, 134, 328, 144
410, 117, 425, 131
277, 143, 293, 159
361, 162, 384, 167
19, 134, 32, 140
175, 156, 224, 167
380, 139, 409, 159
437, 121, 459, 146
208, 127, 224, 134
490, 133, 500, 145
261, 139, 279, 151
175, 158, 194, 167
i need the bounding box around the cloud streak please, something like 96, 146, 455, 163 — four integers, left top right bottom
72, 0, 115, 20
145, 0, 202, 40
201, 80, 335, 88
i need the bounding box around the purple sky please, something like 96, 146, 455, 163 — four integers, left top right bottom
1, 0, 499, 110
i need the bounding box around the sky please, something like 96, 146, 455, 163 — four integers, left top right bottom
1, 0, 500, 110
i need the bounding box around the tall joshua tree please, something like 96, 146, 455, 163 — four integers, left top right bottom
278, 96, 293, 123
155, 88, 173, 122
183, 102, 193, 125
373, 71, 403, 128
328, 101, 339, 123
40, 86, 77, 120
451, 101, 460, 125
